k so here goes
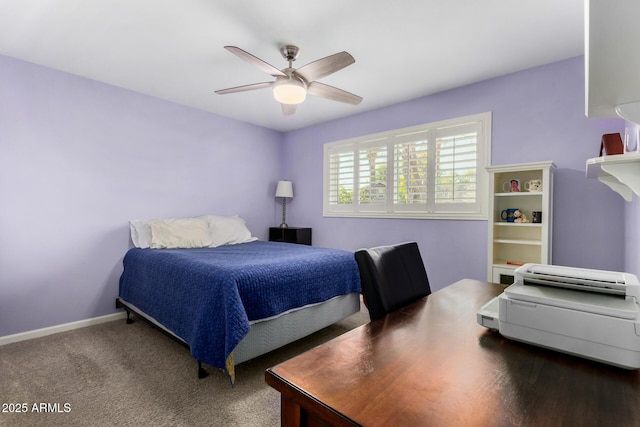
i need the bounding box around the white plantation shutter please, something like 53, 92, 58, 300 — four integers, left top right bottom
434, 122, 481, 211
324, 112, 490, 219
328, 150, 355, 206
393, 139, 428, 205
358, 145, 387, 205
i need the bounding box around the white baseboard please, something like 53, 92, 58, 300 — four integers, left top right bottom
0, 312, 127, 346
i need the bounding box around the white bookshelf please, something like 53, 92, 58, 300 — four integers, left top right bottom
486, 161, 555, 284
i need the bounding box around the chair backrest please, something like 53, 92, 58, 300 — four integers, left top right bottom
355, 242, 431, 321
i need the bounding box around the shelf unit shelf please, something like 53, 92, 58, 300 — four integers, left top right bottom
494, 192, 543, 197
494, 239, 542, 245
487, 161, 555, 284
586, 152, 640, 202
494, 223, 542, 228
493, 261, 526, 269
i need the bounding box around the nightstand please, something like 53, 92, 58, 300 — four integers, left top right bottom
268, 227, 312, 245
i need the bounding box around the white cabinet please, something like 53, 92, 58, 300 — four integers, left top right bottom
584, 1, 640, 200
586, 0, 640, 123
486, 161, 555, 283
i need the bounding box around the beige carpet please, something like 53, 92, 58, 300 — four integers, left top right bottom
0, 306, 369, 427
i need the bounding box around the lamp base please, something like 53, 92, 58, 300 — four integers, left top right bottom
280, 197, 289, 229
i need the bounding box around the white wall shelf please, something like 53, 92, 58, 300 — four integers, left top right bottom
586, 152, 640, 202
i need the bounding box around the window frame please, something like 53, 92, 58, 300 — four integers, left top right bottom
323, 112, 491, 220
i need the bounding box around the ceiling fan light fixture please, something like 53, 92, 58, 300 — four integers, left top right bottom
273, 77, 307, 105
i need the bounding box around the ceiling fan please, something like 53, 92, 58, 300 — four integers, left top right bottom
215, 45, 363, 116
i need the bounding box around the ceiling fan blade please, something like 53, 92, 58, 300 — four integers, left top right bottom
215, 81, 273, 94
281, 103, 297, 116
307, 82, 362, 105
224, 46, 286, 77
295, 51, 355, 82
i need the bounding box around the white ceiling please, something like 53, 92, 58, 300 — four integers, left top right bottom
0, 0, 585, 132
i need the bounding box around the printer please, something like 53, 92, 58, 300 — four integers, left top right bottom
477, 263, 640, 369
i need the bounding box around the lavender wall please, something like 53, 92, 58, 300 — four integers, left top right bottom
283, 56, 626, 291
0, 55, 282, 337
0, 53, 631, 338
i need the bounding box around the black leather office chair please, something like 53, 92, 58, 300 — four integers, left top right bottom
355, 242, 431, 321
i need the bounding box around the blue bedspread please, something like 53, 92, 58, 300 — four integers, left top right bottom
118, 240, 361, 377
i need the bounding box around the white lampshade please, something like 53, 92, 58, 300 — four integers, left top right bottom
273, 77, 307, 105
275, 180, 294, 198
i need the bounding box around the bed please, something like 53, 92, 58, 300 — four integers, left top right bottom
117, 226, 362, 384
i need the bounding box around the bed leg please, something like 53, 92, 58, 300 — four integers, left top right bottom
198, 361, 208, 379
115, 299, 135, 324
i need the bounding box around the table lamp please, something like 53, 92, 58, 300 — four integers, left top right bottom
275, 180, 294, 228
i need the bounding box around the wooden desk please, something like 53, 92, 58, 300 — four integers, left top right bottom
265, 279, 640, 426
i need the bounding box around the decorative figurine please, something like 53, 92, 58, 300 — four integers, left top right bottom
513, 209, 529, 223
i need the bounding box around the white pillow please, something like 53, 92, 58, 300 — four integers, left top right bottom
129, 215, 256, 248
206, 215, 257, 247
148, 217, 213, 249
130, 220, 152, 248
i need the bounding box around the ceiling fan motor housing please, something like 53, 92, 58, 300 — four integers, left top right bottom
280, 45, 300, 62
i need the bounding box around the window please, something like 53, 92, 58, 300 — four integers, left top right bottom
323, 112, 491, 219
